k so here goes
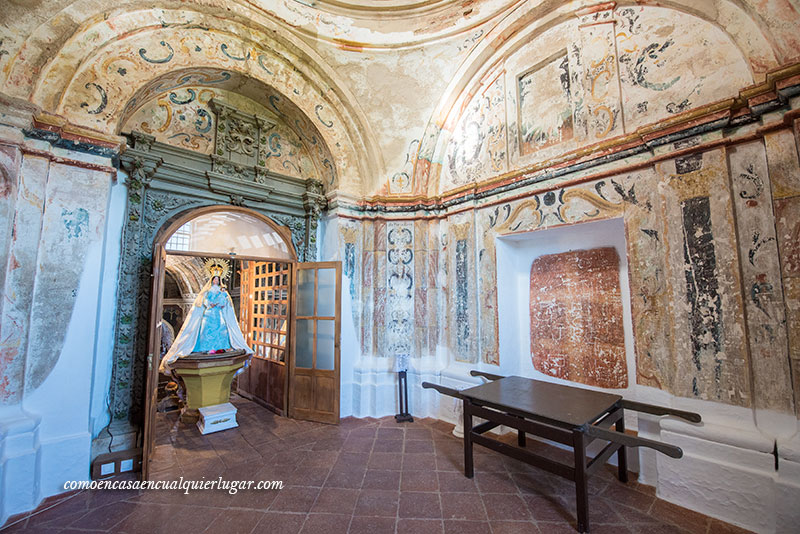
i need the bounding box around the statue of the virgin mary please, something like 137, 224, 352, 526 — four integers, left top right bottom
160, 259, 253, 373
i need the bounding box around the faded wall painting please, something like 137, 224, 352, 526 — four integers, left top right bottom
616, 6, 752, 131
442, 73, 507, 190
518, 51, 573, 156
657, 149, 750, 406
577, 6, 623, 142
728, 142, 794, 413
435, 5, 754, 197
0, 157, 112, 405
385, 221, 415, 358
529, 247, 628, 388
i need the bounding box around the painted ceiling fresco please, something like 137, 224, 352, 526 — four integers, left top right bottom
122, 87, 317, 180
0, 0, 797, 198
437, 5, 755, 194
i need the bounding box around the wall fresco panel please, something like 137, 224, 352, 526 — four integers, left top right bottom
0, 145, 20, 301
340, 220, 362, 354
361, 248, 374, 356
448, 213, 476, 363
577, 7, 624, 142
25, 164, 111, 391
728, 141, 793, 414
657, 149, 750, 406
617, 6, 752, 132
0, 155, 48, 405
764, 128, 800, 200
775, 196, 800, 412
620, 167, 675, 390
476, 207, 499, 365
386, 221, 414, 358
785, 277, 800, 410
441, 74, 507, 192
427, 220, 442, 353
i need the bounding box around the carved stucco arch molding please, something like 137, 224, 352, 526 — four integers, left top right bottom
412, 0, 783, 197
1, 6, 381, 198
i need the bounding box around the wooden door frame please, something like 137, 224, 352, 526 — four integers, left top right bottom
142, 205, 298, 479
141, 244, 166, 481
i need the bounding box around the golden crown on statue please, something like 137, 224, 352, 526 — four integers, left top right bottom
204, 258, 231, 281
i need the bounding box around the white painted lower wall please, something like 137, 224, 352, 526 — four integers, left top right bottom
640, 405, 800, 533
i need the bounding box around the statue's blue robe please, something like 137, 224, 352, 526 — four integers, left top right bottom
192, 288, 232, 352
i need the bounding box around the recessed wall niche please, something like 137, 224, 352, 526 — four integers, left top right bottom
496, 217, 636, 393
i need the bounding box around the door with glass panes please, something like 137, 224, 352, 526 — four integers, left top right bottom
290, 262, 341, 424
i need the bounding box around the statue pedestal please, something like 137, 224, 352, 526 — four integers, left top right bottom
171, 350, 250, 424
197, 402, 239, 434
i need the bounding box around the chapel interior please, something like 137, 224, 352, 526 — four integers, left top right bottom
1, 1, 800, 533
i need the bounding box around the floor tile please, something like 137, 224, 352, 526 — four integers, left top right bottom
401, 470, 439, 492
443, 519, 492, 534
363, 469, 401, 491
399, 491, 442, 519
489, 520, 541, 534
203, 509, 264, 534
252, 512, 306, 534
354, 489, 400, 517
299, 513, 350, 533
397, 519, 444, 534
437, 472, 478, 493
348, 515, 396, 534
311, 487, 358, 514
440, 493, 487, 521
269, 486, 320, 513
482, 493, 532, 521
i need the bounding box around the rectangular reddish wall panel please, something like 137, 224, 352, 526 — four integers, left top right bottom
529, 247, 627, 388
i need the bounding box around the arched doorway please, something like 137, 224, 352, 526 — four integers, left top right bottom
142, 206, 341, 479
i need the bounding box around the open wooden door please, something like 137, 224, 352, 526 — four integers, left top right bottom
289, 262, 341, 424
142, 244, 166, 480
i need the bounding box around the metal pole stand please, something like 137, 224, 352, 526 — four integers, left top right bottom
395, 370, 414, 423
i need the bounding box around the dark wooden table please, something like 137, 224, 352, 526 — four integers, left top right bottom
460, 376, 627, 533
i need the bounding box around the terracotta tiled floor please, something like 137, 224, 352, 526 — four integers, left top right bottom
3, 396, 752, 534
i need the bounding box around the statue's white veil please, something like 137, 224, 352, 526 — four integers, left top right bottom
159, 278, 253, 373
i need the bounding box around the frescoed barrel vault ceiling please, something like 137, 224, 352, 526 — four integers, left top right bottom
0, 0, 798, 199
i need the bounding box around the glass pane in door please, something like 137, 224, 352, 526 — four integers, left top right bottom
295, 319, 313, 368
297, 269, 315, 316
316, 319, 335, 370
316, 268, 336, 317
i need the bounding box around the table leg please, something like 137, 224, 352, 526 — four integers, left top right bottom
573, 430, 589, 533
616, 414, 628, 483
517, 429, 526, 447
463, 398, 474, 478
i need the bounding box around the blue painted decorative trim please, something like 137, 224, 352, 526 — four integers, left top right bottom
139, 41, 174, 63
